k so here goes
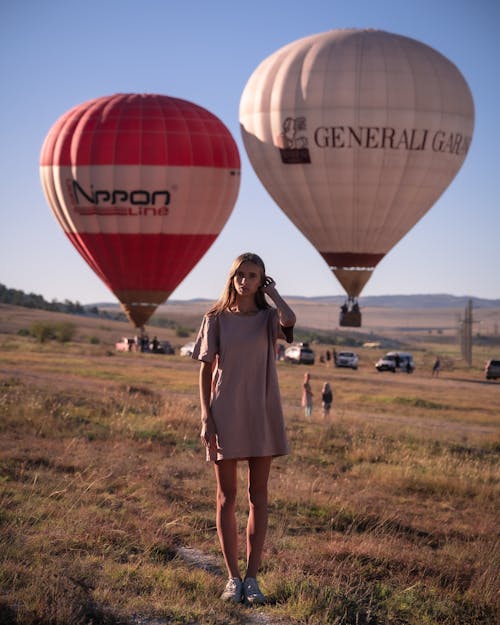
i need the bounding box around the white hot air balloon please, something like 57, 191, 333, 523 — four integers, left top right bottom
240, 29, 474, 326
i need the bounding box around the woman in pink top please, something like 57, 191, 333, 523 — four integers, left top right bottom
192, 252, 295, 605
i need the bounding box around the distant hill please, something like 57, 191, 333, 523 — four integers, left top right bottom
3, 290, 499, 341
289, 294, 500, 309
3, 280, 498, 317
152, 294, 500, 310
95, 295, 499, 338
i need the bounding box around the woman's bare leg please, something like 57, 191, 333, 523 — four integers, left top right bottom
245, 456, 272, 579
214, 459, 240, 578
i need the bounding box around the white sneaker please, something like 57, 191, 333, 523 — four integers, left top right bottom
243, 577, 266, 605
221, 577, 243, 603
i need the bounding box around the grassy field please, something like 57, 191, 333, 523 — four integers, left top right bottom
0, 304, 498, 625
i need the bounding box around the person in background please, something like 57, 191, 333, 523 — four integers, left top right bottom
321, 382, 333, 418
192, 252, 295, 605
432, 356, 441, 377
301, 372, 313, 418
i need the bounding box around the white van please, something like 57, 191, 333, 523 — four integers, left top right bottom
375, 351, 414, 373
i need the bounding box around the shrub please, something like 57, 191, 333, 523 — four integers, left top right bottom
29, 321, 76, 343
176, 326, 193, 338
53, 322, 76, 343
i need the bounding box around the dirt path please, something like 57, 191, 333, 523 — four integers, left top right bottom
128, 547, 287, 625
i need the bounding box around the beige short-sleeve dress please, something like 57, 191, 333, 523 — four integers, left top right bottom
192, 308, 289, 461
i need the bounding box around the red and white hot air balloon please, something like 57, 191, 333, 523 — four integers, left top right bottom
240, 29, 474, 326
40, 93, 240, 327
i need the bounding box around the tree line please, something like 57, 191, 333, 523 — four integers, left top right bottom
0, 283, 103, 317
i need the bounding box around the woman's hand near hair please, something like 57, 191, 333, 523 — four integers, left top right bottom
262, 276, 296, 328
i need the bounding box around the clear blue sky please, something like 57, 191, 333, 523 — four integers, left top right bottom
1, 0, 498, 304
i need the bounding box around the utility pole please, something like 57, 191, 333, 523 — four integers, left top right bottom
460, 299, 473, 366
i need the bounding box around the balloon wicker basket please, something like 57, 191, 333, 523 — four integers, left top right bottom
339, 309, 362, 328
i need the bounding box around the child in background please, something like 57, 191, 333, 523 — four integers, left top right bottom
321, 382, 333, 418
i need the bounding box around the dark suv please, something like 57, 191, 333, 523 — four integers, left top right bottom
485, 359, 500, 380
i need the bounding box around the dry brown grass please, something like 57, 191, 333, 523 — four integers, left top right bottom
0, 305, 499, 624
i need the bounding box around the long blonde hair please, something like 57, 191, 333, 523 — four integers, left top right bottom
208, 252, 269, 315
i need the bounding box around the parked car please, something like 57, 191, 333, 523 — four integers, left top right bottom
285, 343, 315, 365
485, 359, 500, 380
335, 351, 359, 370
152, 340, 174, 354
180, 341, 196, 357
375, 351, 414, 373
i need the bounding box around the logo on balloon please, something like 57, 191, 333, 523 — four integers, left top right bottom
277, 117, 311, 164
68, 179, 171, 217
313, 125, 471, 155
278, 120, 472, 164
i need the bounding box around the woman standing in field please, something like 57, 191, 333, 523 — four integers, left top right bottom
192, 252, 296, 605
301, 372, 313, 418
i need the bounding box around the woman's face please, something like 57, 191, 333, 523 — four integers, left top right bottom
233, 261, 263, 297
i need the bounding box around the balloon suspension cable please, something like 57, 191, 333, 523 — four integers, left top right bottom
340, 297, 360, 313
